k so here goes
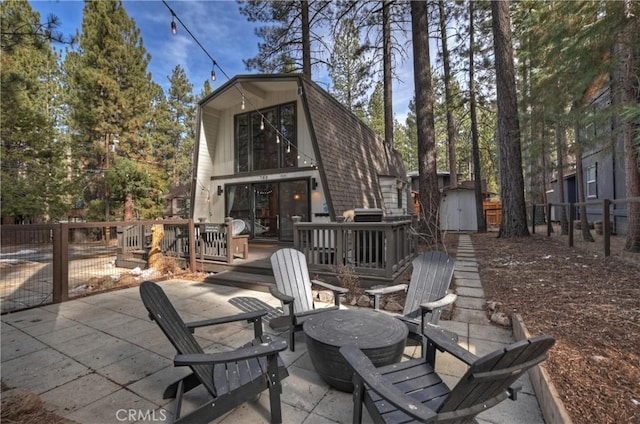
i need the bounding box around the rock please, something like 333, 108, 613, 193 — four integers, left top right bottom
490, 312, 510, 327
356, 294, 371, 307
486, 300, 501, 311
316, 290, 334, 303
384, 300, 404, 312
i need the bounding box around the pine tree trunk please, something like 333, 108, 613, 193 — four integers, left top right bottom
411, 0, 440, 245
619, 16, 640, 251
555, 122, 569, 235
491, 0, 529, 238
574, 119, 595, 242
383, 0, 394, 147
469, 0, 486, 233
438, 0, 457, 188
301, 0, 311, 78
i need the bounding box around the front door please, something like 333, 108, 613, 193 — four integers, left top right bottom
253, 182, 279, 239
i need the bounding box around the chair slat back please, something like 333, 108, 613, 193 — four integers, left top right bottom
403, 251, 455, 323
139, 281, 217, 396
439, 335, 555, 421
271, 248, 314, 315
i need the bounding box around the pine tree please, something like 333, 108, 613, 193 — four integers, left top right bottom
165, 65, 195, 187
64, 0, 156, 221
1, 1, 69, 223
367, 82, 385, 140
238, 1, 331, 77
329, 18, 371, 114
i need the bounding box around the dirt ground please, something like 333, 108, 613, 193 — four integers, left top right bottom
468, 232, 640, 424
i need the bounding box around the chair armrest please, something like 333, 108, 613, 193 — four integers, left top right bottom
340, 345, 438, 422
420, 292, 457, 312
269, 286, 294, 304
174, 340, 287, 366
311, 279, 349, 295
365, 284, 408, 296
185, 310, 267, 331
365, 284, 408, 310
422, 325, 478, 365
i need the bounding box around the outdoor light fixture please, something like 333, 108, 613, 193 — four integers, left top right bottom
241, 95, 245, 110
311, 178, 318, 190
171, 16, 177, 35
217, 185, 223, 196
210, 68, 216, 81
260, 116, 264, 130
276, 135, 280, 144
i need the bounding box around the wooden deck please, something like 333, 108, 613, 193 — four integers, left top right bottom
201, 240, 410, 293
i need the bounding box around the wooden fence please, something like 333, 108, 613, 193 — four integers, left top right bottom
531, 196, 640, 257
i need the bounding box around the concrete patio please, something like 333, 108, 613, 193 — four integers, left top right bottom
1, 235, 546, 423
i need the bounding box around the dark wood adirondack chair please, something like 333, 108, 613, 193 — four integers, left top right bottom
365, 251, 457, 358
139, 281, 289, 424
269, 248, 349, 351
340, 327, 555, 423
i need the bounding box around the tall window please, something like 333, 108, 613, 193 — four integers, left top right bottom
235, 102, 297, 173
586, 164, 597, 198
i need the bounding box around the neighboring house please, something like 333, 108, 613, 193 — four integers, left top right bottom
548, 85, 630, 234
164, 184, 190, 218
191, 74, 410, 242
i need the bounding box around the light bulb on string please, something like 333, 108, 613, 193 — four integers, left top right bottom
210, 68, 216, 81
241, 95, 245, 110
171, 16, 177, 35
260, 117, 264, 130
276, 135, 280, 144
287, 143, 291, 153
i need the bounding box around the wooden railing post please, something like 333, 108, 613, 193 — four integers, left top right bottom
386, 224, 396, 278
292, 215, 301, 250
603, 199, 611, 257
52, 224, 63, 303
188, 219, 196, 272
225, 217, 234, 263
531, 204, 536, 234
546, 203, 553, 236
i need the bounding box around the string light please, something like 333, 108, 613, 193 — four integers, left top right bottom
210, 68, 216, 81
276, 134, 280, 144
241, 95, 245, 110
260, 117, 264, 130
171, 15, 177, 35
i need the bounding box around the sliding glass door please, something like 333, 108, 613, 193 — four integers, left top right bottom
226, 179, 309, 241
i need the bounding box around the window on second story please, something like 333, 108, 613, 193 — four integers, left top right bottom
586, 164, 597, 198
235, 102, 297, 173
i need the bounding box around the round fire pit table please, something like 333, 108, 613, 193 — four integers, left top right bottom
303, 309, 408, 392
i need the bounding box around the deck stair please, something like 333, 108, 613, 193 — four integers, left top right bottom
204, 270, 275, 293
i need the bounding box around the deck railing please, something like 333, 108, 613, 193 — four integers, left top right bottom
292, 218, 415, 279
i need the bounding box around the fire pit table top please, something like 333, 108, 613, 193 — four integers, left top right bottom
303, 308, 408, 392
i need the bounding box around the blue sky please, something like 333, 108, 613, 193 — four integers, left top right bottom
29, 0, 415, 121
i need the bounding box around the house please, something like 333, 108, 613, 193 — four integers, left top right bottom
191, 74, 410, 242
163, 184, 190, 218
548, 85, 630, 234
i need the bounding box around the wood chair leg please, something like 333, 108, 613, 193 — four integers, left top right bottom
352, 377, 365, 424
267, 355, 283, 424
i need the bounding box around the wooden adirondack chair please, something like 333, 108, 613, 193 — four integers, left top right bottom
139, 281, 289, 424
341, 327, 555, 424
365, 251, 457, 358
269, 248, 349, 351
